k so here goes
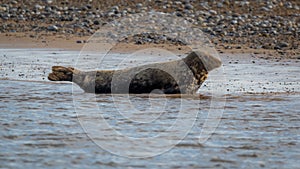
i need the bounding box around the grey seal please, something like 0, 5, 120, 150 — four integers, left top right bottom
48, 51, 221, 94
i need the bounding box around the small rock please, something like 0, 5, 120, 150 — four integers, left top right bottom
47, 25, 58, 31
200, 2, 210, 9
231, 20, 238, 24
2, 14, 10, 20
209, 10, 217, 15
35, 4, 43, 10
11, 0, 17, 5
44, 0, 53, 4
107, 12, 115, 17
285, 2, 293, 9
261, 7, 270, 12
276, 42, 289, 48
240, 1, 250, 6
93, 20, 100, 25
111, 6, 119, 12
197, 16, 204, 22
185, 4, 193, 10
136, 3, 143, 8
176, 12, 183, 17
45, 6, 52, 12
0, 6, 7, 12
17, 15, 25, 20
86, 5, 92, 10
217, 3, 223, 8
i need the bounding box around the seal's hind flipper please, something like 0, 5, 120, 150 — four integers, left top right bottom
48, 66, 75, 81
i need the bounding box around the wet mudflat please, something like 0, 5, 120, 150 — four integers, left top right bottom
0, 49, 299, 168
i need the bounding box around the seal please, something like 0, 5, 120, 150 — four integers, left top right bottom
48, 51, 221, 94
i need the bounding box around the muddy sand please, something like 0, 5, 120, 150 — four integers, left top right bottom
1, 33, 300, 61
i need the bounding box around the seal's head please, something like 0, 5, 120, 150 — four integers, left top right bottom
183, 51, 221, 86
183, 51, 222, 72
48, 66, 76, 81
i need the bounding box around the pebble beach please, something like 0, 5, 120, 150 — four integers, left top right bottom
0, 0, 299, 58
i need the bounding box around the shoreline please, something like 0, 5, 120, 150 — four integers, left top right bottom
0, 33, 87, 50
1, 33, 299, 60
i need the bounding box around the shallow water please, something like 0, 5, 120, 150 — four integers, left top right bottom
0, 49, 300, 168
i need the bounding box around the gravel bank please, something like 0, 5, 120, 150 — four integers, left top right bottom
0, 0, 299, 57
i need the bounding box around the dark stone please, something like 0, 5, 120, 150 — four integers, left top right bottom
93, 20, 100, 25
47, 25, 58, 31
276, 42, 289, 49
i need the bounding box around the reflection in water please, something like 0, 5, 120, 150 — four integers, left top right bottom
0, 49, 300, 168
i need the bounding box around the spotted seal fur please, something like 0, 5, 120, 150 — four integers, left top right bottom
48, 51, 221, 94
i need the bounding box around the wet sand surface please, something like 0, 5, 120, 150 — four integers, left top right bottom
1, 48, 300, 168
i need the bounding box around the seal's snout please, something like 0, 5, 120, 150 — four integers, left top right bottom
48, 66, 74, 81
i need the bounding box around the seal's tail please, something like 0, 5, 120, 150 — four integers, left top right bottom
48, 66, 77, 81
